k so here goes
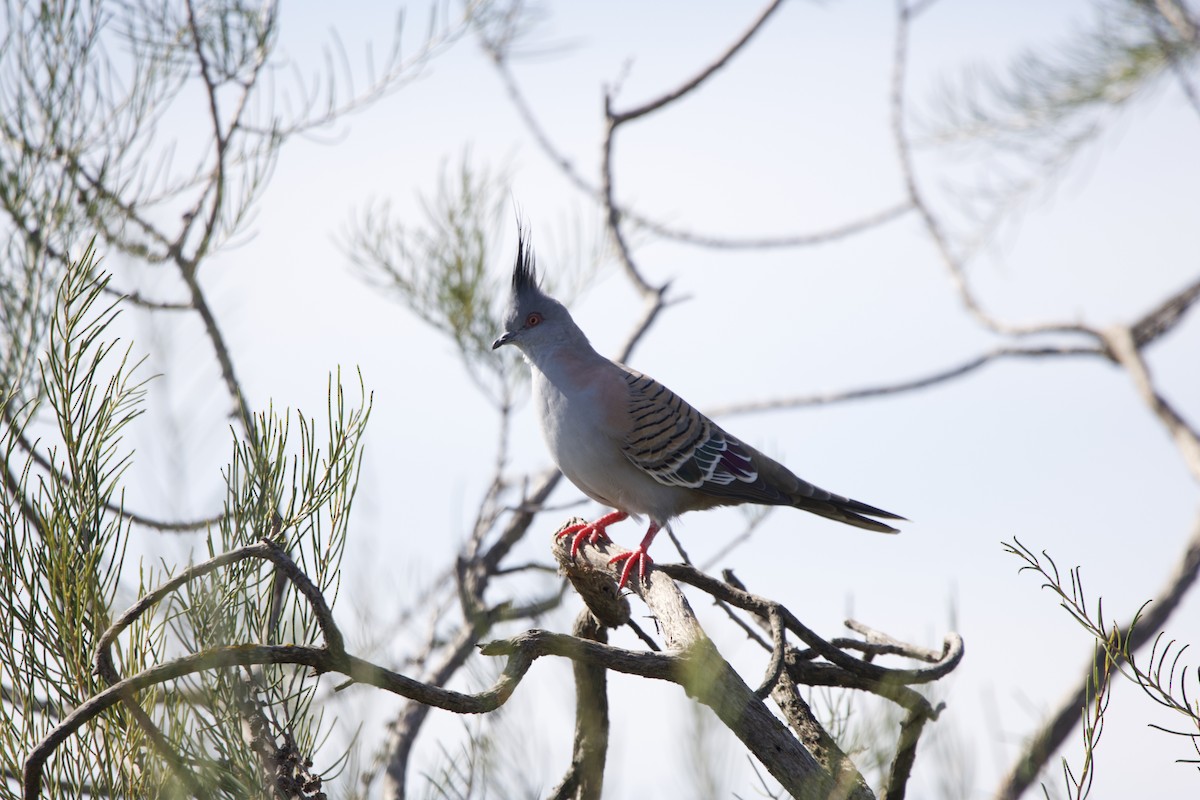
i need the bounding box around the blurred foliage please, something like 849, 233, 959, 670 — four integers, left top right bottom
930, 1, 1196, 146
345, 154, 525, 408
0, 245, 372, 797
0, 245, 152, 796
1006, 538, 1200, 797
922, 0, 1199, 239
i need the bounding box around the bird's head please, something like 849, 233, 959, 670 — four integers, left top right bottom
491, 228, 575, 355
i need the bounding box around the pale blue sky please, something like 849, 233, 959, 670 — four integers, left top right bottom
115, 1, 1200, 797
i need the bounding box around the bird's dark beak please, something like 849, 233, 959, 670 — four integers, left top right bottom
491, 332, 513, 350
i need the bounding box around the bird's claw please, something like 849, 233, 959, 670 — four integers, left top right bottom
607, 548, 653, 590
558, 522, 610, 557
556, 511, 628, 558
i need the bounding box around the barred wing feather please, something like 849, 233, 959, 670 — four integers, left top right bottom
619, 369, 903, 531
621, 371, 761, 492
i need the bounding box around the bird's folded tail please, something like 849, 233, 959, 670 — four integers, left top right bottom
792, 493, 904, 534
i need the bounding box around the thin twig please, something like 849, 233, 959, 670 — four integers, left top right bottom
607, 0, 787, 124
839, 619, 949, 663
1103, 325, 1200, 483
93, 539, 345, 681
486, 52, 912, 251
707, 344, 1102, 418
600, 94, 652, 296
881, 703, 935, 800
548, 610, 610, 800
754, 608, 788, 699
8, 414, 223, 533
888, 0, 1097, 339
1129, 272, 1200, 349
25, 638, 542, 800
634, 201, 915, 250
996, 513, 1200, 799
660, 563, 964, 685
102, 283, 192, 311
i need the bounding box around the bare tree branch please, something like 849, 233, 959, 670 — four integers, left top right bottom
608, 0, 787, 124
1102, 325, 1200, 483
379, 468, 562, 798
633, 201, 915, 251
553, 526, 963, 799
548, 609, 609, 800
1130, 272, 1200, 349
707, 345, 1102, 418
714, 572, 875, 799
549, 535, 836, 799
25, 639, 534, 800
102, 284, 192, 312
888, 0, 1098, 339
600, 93, 653, 296
882, 704, 934, 800
4, 402, 224, 533
659, 563, 964, 686
482, 7, 911, 253
93, 539, 345, 682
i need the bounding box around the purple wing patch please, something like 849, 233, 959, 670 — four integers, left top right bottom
717, 438, 757, 482
621, 369, 759, 489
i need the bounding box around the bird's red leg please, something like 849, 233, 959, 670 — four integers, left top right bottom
557, 511, 628, 557
607, 522, 660, 590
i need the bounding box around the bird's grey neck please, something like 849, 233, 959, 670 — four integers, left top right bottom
520, 326, 602, 373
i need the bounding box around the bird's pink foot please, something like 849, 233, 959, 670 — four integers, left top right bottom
557, 511, 628, 558
608, 547, 654, 590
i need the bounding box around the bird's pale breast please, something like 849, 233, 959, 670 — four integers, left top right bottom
532, 362, 692, 522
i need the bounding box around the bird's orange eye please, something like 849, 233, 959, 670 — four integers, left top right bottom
526, 312, 542, 327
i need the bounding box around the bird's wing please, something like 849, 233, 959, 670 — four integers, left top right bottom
616, 367, 903, 532
618, 369, 763, 492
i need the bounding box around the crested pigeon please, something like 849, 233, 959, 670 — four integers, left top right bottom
492, 231, 903, 589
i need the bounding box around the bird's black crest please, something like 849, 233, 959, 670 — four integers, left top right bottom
512, 225, 538, 295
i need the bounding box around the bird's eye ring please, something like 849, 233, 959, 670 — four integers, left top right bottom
526, 312, 543, 328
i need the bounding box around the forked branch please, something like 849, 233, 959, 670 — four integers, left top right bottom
552, 520, 963, 800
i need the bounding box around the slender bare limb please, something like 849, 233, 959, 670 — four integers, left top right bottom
699, 507, 775, 572
772, 662, 875, 800
754, 607, 788, 699
117, 507, 224, 533
608, 0, 787, 124
1152, 0, 1199, 43
551, 535, 837, 799
180, 269, 255, 432
548, 610, 610, 800
1102, 325, 1200, 483
716, 572, 873, 800
5, 411, 224, 533
614, 282, 676, 365
888, 0, 1097, 339
1130, 272, 1200, 349
660, 563, 964, 685
101, 284, 192, 311
182, 0, 249, 267
481, 468, 562, 573
25, 638, 542, 800
93, 539, 345, 683
837, 619, 950, 664
486, 53, 913, 251
634, 202, 915, 250
708, 344, 1102, 418
600, 94, 652, 296
881, 704, 934, 800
